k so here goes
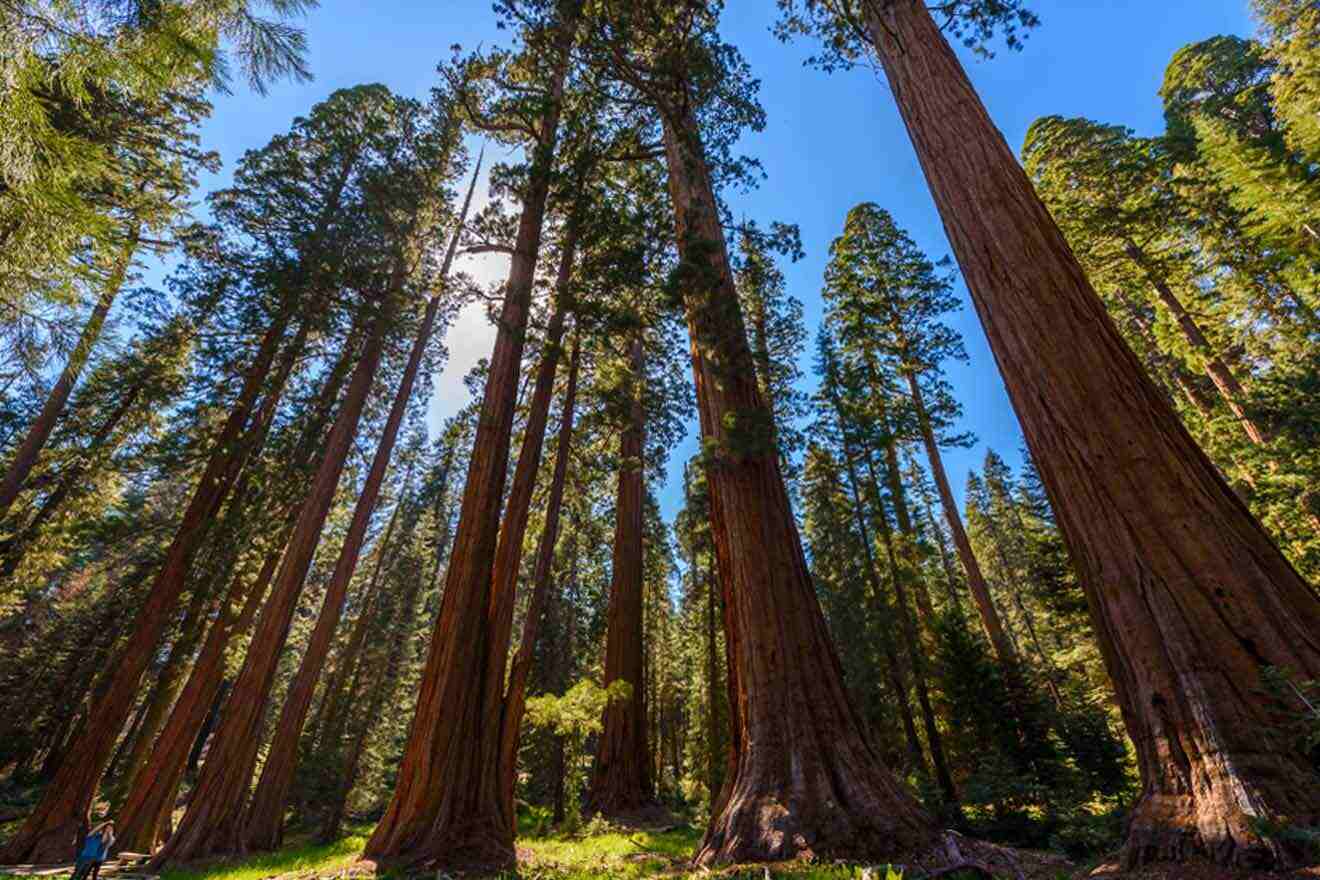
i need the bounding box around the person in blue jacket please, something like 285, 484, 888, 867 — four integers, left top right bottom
71, 821, 113, 880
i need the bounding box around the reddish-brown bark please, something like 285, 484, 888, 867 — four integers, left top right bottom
586, 337, 654, 817
1, 311, 291, 865
0, 228, 139, 520
497, 331, 580, 822
907, 373, 1013, 668
363, 10, 577, 867
151, 301, 394, 866
868, 1, 1320, 867
113, 332, 356, 855
243, 154, 479, 852
660, 108, 936, 867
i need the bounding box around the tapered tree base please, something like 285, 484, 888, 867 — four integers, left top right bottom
696, 753, 934, 866
1123, 791, 1317, 871
367, 809, 515, 874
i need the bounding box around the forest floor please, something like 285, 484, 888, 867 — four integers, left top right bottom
3, 817, 1319, 880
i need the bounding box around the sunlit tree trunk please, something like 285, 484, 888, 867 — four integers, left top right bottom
660, 107, 936, 866
868, 1, 1320, 867
364, 10, 578, 866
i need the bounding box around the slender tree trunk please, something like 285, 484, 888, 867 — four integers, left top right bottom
188, 681, 229, 783
660, 106, 936, 867
364, 11, 578, 864
1122, 242, 1270, 446
867, 369, 938, 629
837, 441, 929, 778
497, 332, 580, 822
244, 156, 478, 850
0, 385, 141, 580
319, 525, 430, 844
1, 311, 292, 865
906, 372, 1013, 667
150, 295, 395, 866
862, 450, 957, 808
110, 581, 213, 798
587, 338, 653, 816
867, 1, 1320, 867
0, 229, 139, 520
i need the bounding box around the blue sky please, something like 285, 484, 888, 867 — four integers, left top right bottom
183, 0, 1255, 523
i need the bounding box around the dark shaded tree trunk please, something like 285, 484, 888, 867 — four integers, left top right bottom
1, 310, 291, 865
660, 107, 936, 867
0, 228, 139, 520
586, 337, 653, 816
497, 332, 580, 822
838, 441, 928, 778
868, 1, 1320, 867
319, 517, 430, 844
864, 451, 957, 808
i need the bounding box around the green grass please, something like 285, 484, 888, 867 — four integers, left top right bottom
2, 822, 929, 880
156, 828, 370, 880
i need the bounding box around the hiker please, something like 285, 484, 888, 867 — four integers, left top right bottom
71, 821, 114, 880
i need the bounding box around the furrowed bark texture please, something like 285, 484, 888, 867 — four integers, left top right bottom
363, 11, 576, 866
661, 108, 936, 867
1, 312, 291, 865
586, 338, 653, 817
152, 303, 393, 867
869, 0, 1320, 868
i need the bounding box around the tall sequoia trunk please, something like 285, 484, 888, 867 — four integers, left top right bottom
867, 1, 1320, 867
364, 8, 578, 867
496, 331, 580, 822
905, 372, 1014, 669
114, 333, 355, 855
586, 337, 653, 816
0, 228, 139, 520
660, 106, 936, 867
243, 154, 479, 852
1, 311, 292, 865
151, 297, 394, 866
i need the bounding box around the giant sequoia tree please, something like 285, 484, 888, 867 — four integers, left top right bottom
782, 0, 1320, 867
582, 1, 968, 867
364, 1, 582, 868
